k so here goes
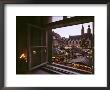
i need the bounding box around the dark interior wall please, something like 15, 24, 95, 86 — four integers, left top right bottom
16, 16, 50, 73
16, 16, 50, 53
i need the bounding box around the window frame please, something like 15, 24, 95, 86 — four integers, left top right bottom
45, 16, 94, 73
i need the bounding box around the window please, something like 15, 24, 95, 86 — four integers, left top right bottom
51, 16, 94, 74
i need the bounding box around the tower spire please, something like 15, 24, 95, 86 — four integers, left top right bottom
81, 25, 84, 35
87, 25, 91, 34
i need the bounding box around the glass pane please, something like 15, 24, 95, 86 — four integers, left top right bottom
31, 47, 47, 68
30, 26, 46, 46
41, 47, 47, 63
31, 47, 41, 67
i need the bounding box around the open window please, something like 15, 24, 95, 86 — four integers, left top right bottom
51, 22, 94, 72
48, 16, 94, 74
27, 24, 48, 70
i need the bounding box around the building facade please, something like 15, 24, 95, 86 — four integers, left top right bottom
52, 25, 94, 50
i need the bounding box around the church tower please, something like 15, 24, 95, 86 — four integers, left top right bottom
87, 25, 91, 34
81, 25, 84, 35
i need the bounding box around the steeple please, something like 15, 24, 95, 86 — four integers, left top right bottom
81, 25, 84, 35
87, 25, 91, 34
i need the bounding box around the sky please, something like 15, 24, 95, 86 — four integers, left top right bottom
52, 16, 93, 38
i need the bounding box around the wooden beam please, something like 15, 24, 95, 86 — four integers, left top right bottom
46, 16, 94, 29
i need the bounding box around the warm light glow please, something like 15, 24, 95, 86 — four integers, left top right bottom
19, 53, 27, 62
20, 53, 26, 58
